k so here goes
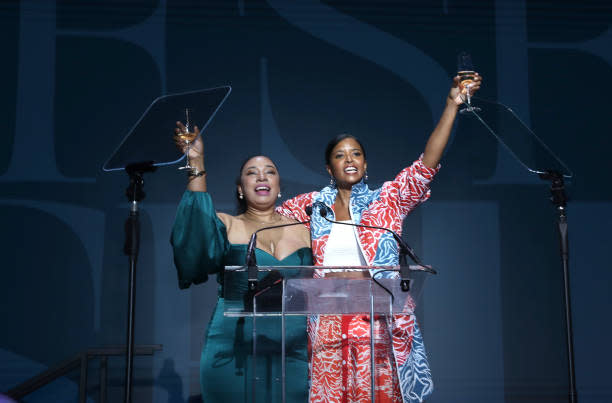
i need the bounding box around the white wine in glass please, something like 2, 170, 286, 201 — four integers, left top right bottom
177, 131, 197, 144
457, 52, 481, 114
458, 70, 475, 88
178, 108, 195, 170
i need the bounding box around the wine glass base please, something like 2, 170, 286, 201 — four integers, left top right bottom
459, 105, 482, 114
178, 165, 193, 170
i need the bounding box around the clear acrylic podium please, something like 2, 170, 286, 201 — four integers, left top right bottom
223, 265, 435, 403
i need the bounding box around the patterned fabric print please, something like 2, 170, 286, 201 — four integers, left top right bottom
396, 320, 434, 401
309, 316, 343, 401
309, 316, 402, 403
277, 156, 439, 403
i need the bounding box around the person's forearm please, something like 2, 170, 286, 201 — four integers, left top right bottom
186, 156, 207, 192
422, 98, 458, 168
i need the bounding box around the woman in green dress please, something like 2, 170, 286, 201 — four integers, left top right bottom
171, 122, 312, 402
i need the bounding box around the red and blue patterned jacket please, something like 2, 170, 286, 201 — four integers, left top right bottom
276, 155, 439, 402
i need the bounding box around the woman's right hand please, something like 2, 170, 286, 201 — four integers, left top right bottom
448, 72, 482, 105
174, 121, 204, 166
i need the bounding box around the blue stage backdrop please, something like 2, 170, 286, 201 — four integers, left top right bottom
1, 1, 610, 402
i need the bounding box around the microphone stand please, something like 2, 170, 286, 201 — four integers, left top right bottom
397, 245, 412, 292
245, 218, 311, 292
312, 201, 423, 292
539, 170, 577, 403
242, 214, 311, 403
246, 232, 259, 291
123, 161, 156, 403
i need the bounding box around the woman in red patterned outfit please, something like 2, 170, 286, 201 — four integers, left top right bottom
276, 73, 482, 403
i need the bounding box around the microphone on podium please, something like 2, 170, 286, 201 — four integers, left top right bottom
245, 212, 311, 291
309, 201, 425, 291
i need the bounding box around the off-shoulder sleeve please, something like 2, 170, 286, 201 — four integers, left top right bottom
391, 154, 441, 217
275, 191, 318, 227
170, 191, 231, 289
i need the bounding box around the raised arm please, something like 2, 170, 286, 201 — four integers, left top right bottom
171, 123, 230, 288
422, 73, 482, 168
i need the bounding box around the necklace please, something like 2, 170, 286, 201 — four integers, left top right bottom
241, 212, 283, 225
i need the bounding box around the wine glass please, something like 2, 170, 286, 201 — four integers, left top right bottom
177, 108, 197, 170
457, 52, 481, 114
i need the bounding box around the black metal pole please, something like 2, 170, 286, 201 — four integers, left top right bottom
539, 171, 577, 403
123, 162, 155, 403
124, 206, 139, 403
558, 207, 577, 403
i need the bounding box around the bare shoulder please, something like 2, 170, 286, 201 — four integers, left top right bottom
216, 212, 234, 230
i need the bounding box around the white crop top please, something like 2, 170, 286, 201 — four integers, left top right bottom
322, 220, 367, 271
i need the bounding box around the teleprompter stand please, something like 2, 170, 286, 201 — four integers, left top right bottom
102, 86, 231, 402
122, 161, 156, 403
467, 97, 576, 402
539, 170, 576, 403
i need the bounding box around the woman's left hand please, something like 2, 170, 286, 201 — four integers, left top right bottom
448, 72, 482, 105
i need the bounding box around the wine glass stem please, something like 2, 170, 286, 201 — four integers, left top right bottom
185, 141, 191, 167
466, 85, 472, 106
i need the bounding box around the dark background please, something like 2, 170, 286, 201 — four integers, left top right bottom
1, 0, 610, 402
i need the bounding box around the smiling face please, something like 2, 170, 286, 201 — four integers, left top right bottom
326, 137, 367, 189
237, 156, 280, 209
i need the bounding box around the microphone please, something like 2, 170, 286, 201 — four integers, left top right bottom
308, 201, 329, 218
246, 213, 311, 291
310, 201, 423, 291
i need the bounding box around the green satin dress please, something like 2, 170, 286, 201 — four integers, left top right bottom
171, 191, 311, 403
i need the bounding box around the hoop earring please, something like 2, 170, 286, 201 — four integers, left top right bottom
329, 177, 336, 186
238, 193, 244, 199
